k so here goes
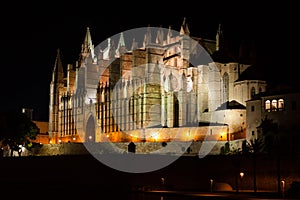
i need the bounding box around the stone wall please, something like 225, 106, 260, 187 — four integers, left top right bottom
27, 139, 244, 156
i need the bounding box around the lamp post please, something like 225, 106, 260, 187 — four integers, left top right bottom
240, 172, 244, 179
210, 179, 213, 192
281, 180, 285, 198
236, 171, 245, 193
240, 172, 244, 192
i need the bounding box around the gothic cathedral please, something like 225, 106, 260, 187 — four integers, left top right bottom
48, 18, 267, 144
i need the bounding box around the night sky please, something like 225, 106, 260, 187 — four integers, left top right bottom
0, 1, 298, 121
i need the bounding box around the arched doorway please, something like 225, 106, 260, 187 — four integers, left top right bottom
85, 116, 95, 142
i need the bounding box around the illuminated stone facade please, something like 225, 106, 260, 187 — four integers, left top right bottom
48, 18, 267, 145
246, 87, 300, 143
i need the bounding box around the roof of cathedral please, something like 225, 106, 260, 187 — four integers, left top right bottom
235, 64, 266, 82
216, 100, 246, 110
211, 50, 236, 63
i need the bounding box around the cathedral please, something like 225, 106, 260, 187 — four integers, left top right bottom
48, 18, 267, 147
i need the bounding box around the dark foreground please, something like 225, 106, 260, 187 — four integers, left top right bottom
1, 153, 300, 199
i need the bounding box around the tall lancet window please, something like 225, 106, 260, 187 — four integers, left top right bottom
223, 72, 229, 102
251, 87, 256, 98
186, 75, 193, 92
173, 93, 179, 127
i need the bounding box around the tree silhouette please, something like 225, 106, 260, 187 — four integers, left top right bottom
0, 111, 39, 148
242, 138, 263, 193
257, 116, 281, 196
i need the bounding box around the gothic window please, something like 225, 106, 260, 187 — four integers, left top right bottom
186, 75, 193, 92
271, 99, 277, 111
278, 99, 284, 111
101, 90, 104, 102
251, 87, 256, 98
170, 74, 178, 91
163, 75, 168, 92
68, 97, 72, 108
78, 96, 81, 107
265, 100, 271, 112
223, 72, 229, 102
173, 93, 179, 127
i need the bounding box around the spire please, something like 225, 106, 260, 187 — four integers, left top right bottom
115, 32, 127, 57
216, 23, 223, 51
180, 17, 190, 36
81, 27, 95, 59
167, 26, 172, 44
143, 25, 152, 48
155, 26, 164, 44
131, 38, 138, 50
52, 48, 64, 83
109, 38, 116, 59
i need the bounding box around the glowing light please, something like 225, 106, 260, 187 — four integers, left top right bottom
58, 139, 61, 143
73, 137, 76, 141
21, 146, 25, 152
151, 132, 159, 141
161, 177, 165, 186
220, 132, 226, 140
88, 136, 92, 140
185, 130, 193, 141
240, 172, 244, 178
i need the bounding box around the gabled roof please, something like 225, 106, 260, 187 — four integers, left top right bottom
216, 100, 246, 110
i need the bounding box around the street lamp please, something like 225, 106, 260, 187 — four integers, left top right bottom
240, 172, 244, 179
240, 172, 244, 192
281, 180, 285, 198
236, 171, 245, 193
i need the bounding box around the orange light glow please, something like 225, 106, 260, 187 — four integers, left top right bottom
151, 132, 159, 141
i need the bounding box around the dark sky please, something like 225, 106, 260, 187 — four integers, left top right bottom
0, 1, 298, 121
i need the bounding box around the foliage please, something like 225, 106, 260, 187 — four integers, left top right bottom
220, 141, 240, 155
242, 138, 263, 155
258, 116, 280, 154
0, 111, 39, 145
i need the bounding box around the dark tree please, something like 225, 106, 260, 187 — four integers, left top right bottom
257, 116, 281, 196
0, 111, 39, 148
242, 138, 263, 193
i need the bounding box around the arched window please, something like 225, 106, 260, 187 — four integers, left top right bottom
223, 72, 229, 102
272, 99, 277, 111
278, 99, 284, 111
101, 90, 105, 102
186, 75, 193, 92
251, 87, 256, 98
265, 100, 271, 112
